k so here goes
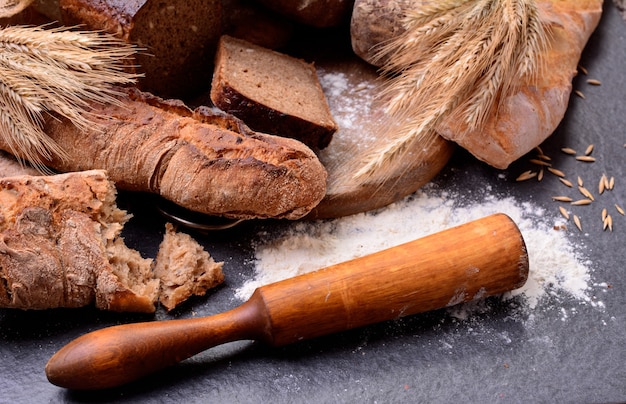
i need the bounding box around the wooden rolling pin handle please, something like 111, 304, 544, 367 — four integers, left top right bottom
46, 213, 528, 390
45, 298, 271, 390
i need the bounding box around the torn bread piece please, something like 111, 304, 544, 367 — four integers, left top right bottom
154, 223, 225, 311
0, 170, 159, 312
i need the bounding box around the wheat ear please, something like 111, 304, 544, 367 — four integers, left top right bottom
0, 25, 140, 171
353, 0, 549, 182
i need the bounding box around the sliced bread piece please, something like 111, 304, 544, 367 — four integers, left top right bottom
59, 0, 223, 99
210, 35, 338, 150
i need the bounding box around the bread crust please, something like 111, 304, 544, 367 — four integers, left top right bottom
0, 170, 158, 312
350, 0, 603, 169
255, 0, 353, 28
211, 36, 338, 150
29, 88, 327, 220
59, 0, 223, 98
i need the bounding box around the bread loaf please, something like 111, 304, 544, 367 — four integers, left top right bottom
254, 0, 354, 28
1, 88, 327, 220
437, 0, 603, 169
350, 0, 414, 66
0, 151, 40, 178
154, 223, 224, 311
221, 0, 294, 49
58, 0, 223, 99
211, 35, 338, 150
350, 0, 603, 169
0, 170, 159, 312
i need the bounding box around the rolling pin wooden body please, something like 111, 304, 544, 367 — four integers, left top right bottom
46, 213, 528, 390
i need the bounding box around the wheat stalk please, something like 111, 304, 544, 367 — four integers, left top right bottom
354, 0, 549, 181
0, 25, 140, 171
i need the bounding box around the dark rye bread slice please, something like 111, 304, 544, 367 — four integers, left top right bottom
59, 0, 222, 99
210, 35, 338, 150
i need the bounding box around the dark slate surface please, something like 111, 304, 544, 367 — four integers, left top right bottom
1, 2, 625, 403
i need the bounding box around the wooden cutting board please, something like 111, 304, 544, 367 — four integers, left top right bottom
301, 49, 455, 219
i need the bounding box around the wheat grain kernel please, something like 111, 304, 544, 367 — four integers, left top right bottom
616, 204, 625, 216
547, 167, 565, 178
602, 208, 608, 222
578, 65, 588, 75
536, 153, 551, 162
529, 158, 551, 167
516, 170, 537, 182
559, 206, 570, 220
599, 175, 606, 194
552, 196, 573, 202
573, 215, 582, 232
584, 144, 594, 155
586, 79, 602, 86
576, 156, 596, 162
571, 199, 592, 206
559, 178, 573, 187
578, 186, 594, 201
577, 176, 584, 187
538, 168, 544, 182
575, 90, 585, 99
561, 147, 577, 155
609, 176, 615, 190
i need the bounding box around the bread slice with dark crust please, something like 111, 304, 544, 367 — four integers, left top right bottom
59, 0, 223, 99
210, 35, 338, 150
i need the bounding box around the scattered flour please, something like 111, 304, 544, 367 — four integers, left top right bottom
235, 68, 600, 324
236, 184, 597, 318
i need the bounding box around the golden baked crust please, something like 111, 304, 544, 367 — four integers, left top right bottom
350, 0, 604, 169
59, 0, 223, 98
26, 88, 327, 220
0, 170, 159, 312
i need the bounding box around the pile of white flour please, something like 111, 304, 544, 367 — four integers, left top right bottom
236, 184, 599, 319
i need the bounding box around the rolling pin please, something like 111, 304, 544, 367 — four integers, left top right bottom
46, 213, 528, 390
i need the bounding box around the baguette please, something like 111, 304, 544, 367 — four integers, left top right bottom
0, 88, 327, 220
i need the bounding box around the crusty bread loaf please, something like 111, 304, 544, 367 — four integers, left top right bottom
221, 0, 294, 49
0, 151, 40, 178
350, 0, 414, 66
58, 0, 223, 99
211, 35, 338, 150
350, 0, 603, 169
5, 87, 327, 220
0, 170, 159, 312
154, 223, 224, 311
254, 0, 354, 27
